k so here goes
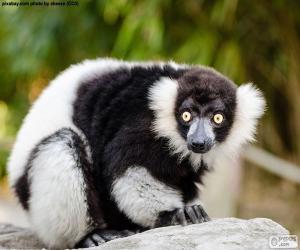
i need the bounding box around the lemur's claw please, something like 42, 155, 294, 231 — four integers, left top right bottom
185, 206, 199, 223
156, 204, 210, 227
75, 229, 136, 248
188, 204, 210, 223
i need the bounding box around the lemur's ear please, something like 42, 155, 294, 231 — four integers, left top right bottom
218, 83, 266, 157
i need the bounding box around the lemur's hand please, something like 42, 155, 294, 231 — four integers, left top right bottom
155, 204, 210, 227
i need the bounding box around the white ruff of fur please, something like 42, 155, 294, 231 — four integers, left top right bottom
112, 166, 183, 228
204, 83, 266, 166
149, 79, 192, 156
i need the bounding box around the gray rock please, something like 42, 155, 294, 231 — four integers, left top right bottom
96, 218, 289, 250
0, 218, 290, 250
0, 223, 45, 249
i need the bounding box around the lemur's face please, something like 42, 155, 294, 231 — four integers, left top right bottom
149, 66, 265, 164
175, 69, 236, 154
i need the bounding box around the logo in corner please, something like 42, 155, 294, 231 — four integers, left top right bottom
269, 235, 298, 249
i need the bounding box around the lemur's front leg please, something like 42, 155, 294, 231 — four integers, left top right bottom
155, 204, 210, 227
112, 166, 210, 230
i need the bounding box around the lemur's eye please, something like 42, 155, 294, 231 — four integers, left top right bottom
181, 111, 192, 122
213, 113, 224, 124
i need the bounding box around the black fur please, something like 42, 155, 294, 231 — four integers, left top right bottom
68, 129, 106, 228
72, 64, 237, 232
14, 167, 30, 210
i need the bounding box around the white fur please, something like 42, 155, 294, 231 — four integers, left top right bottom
112, 166, 184, 228
28, 134, 89, 249
229, 83, 266, 147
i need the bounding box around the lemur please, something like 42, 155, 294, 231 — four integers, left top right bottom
7, 59, 265, 249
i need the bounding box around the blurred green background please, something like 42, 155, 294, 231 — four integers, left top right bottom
0, 0, 299, 234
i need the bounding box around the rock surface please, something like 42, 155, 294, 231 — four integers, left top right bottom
0, 223, 44, 249
0, 218, 290, 250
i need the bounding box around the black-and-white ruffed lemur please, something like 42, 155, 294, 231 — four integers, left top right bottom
8, 59, 265, 249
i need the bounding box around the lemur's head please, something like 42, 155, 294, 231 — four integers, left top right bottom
149, 66, 265, 168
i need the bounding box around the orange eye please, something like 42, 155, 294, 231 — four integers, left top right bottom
213, 114, 224, 124
182, 111, 192, 122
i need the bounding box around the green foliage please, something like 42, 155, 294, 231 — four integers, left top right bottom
0, 0, 300, 176
0, 149, 8, 179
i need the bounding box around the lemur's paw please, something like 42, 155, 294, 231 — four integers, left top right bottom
75, 229, 136, 248
184, 204, 210, 224
156, 204, 210, 227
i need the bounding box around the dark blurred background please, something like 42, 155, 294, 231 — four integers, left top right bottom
0, 0, 299, 235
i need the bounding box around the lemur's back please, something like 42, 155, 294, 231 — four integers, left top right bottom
8, 59, 185, 187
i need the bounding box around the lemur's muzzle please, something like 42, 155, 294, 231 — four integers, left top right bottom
187, 118, 214, 154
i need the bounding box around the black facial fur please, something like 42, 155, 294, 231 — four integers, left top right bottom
175, 68, 237, 143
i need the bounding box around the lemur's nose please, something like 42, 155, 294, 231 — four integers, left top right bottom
189, 139, 212, 154
191, 141, 205, 150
